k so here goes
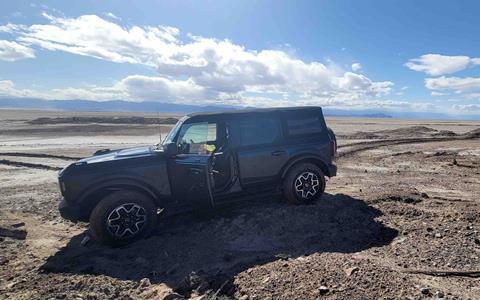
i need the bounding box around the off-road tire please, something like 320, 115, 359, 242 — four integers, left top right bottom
283, 163, 326, 204
89, 191, 157, 246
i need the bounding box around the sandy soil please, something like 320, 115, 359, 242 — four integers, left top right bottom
0, 109, 479, 300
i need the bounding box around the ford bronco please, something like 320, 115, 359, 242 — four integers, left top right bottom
58, 107, 337, 245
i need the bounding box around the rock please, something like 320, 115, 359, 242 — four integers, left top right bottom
239, 295, 249, 300
0, 226, 27, 240
474, 238, 480, 245
453, 158, 457, 165
140, 283, 184, 299
0, 257, 8, 265
420, 192, 429, 199
178, 271, 210, 293
319, 286, 329, 295
420, 287, 430, 295
435, 233, 442, 238
345, 267, 359, 277
436, 291, 445, 299
11, 222, 25, 228
139, 277, 151, 288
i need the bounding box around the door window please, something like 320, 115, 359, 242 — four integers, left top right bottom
238, 117, 281, 146
177, 122, 217, 155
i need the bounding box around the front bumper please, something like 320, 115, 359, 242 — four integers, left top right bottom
328, 164, 337, 177
58, 198, 79, 222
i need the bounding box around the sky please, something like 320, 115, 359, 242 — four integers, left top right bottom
0, 0, 479, 117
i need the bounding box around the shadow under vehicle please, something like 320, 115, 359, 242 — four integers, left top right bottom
42, 193, 397, 297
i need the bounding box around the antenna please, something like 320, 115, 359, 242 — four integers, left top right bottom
157, 103, 162, 145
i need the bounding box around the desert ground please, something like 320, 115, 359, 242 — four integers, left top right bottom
0, 109, 479, 300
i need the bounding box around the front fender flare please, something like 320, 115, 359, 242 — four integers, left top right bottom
75, 176, 166, 220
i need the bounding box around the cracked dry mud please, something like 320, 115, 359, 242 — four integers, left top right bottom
1, 110, 479, 299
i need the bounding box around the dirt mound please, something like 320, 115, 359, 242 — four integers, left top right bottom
373, 192, 428, 204
345, 126, 450, 140
464, 128, 480, 138
377, 125, 438, 136
432, 130, 457, 136
29, 116, 178, 125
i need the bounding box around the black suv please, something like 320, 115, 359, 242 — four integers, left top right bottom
58, 107, 337, 245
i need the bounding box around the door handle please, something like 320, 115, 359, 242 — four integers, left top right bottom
271, 150, 286, 156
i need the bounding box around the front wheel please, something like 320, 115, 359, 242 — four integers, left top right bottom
89, 191, 157, 246
283, 163, 326, 204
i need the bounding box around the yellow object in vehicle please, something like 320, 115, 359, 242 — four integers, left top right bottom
205, 144, 216, 153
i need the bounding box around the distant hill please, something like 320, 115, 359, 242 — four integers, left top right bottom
322, 109, 392, 118
0, 98, 478, 120
0, 98, 236, 114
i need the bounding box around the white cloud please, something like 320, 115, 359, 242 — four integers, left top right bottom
103, 12, 120, 20
0, 40, 35, 61
453, 104, 480, 112
0, 79, 125, 101
0, 13, 395, 106
431, 91, 446, 97
425, 76, 480, 102
1, 76, 443, 113
118, 75, 207, 101
405, 54, 480, 76
351, 63, 362, 72
462, 93, 480, 100
425, 76, 480, 91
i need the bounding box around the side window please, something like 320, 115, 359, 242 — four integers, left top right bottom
286, 114, 324, 136
177, 122, 217, 155
238, 117, 281, 146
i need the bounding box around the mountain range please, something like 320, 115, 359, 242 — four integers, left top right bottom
0, 98, 478, 120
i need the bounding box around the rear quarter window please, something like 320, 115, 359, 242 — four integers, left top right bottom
238, 116, 281, 146
286, 114, 324, 136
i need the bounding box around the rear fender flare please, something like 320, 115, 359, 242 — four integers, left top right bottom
280, 154, 331, 180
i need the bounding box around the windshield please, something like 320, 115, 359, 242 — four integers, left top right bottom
154, 117, 186, 149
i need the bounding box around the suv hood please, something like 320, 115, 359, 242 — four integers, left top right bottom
77, 146, 158, 165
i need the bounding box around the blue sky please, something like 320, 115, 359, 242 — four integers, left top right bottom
0, 0, 479, 116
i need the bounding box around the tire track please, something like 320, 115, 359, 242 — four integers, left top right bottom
0, 159, 62, 171
0, 152, 81, 160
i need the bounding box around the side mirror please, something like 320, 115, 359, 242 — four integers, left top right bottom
164, 142, 178, 156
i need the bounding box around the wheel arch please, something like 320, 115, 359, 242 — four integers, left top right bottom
76, 178, 162, 222
280, 154, 330, 181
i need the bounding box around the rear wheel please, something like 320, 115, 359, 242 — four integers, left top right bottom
283, 163, 326, 204
89, 191, 157, 246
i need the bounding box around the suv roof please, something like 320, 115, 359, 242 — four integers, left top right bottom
186, 106, 323, 118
